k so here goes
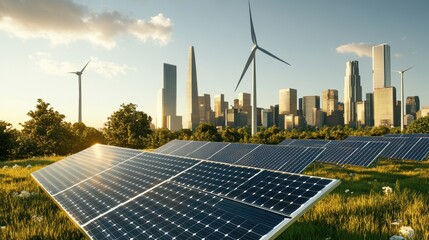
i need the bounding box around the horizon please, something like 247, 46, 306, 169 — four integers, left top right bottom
1, 0, 428, 129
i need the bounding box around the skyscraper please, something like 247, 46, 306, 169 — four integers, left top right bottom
344, 60, 362, 127
302, 96, 320, 126
279, 88, 297, 115
322, 89, 338, 116
365, 93, 374, 126
406, 96, 420, 119
214, 94, 227, 127
374, 87, 397, 127
157, 63, 180, 130
185, 46, 200, 130
238, 92, 251, 113
372, 44, 391, 90
198, 94, 214, 124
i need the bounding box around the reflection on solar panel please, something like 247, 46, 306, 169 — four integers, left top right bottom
282, 139, 331, 148
32, 144, 340, 240
385, 133, 429, 138
208, 143, 260, 164
169, 141, 208, 157
236, 145, 324, 173
186, 142, 229, 159
345, 136, 429, 161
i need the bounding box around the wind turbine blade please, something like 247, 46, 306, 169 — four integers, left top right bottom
403, 65, 415, 73
80, 60, 91, 73
235, 48, 256, 91
248, 1, 257, 45
68, 71, 78, 74
258, 46, 291, 66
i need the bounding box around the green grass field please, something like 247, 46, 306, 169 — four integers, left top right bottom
1, 157, 428, 240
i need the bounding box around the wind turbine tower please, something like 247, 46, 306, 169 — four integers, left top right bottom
394, 66, 414, 132
235, 1, 290, 135
69, 61, 90, 123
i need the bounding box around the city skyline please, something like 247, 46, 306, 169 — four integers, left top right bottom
1, 1, 428, 129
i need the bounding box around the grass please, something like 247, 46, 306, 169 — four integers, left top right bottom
1, 157, 428, 240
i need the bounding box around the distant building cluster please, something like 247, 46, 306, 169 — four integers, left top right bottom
156, 44, 425, 131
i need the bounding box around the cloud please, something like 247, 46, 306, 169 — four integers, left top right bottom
336, 43, 375, 58
29, 52, 134, 78
0, 0, 172, 48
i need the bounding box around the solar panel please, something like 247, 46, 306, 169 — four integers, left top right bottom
169, 141, 208, 157
278, 139, 296, 146
235, 145, 324, 173
186, 142, 230, 159
154, 140, 192, 154
316, 147, 357, 164
340, 141, 389, 167
208, 143, 260, 164
288, 139, 331, 148
32, 144, 340, 240
403, 137, 429, 160
385, 133, 429, 138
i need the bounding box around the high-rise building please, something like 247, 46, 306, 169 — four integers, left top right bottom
365, 93, 374, 126
238, 93, 251, 113
406, 96, 420, 119
374, 87, 396, 127
356, 101, 366, 127
344, 60, 362, 128
198, 94, 214, 124
372, 44, 391, 90
302, 96, 320, 126
185, 46, 200, 129
157, 63, 181, 130
261, 109, 273, 128
322, 89, 338, 116
417, 106, 429, 119
279, 88, 297, 115
270, 105, 279, 127
214, 94, 227, 127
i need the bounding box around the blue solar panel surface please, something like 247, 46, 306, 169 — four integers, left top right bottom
169, 141, 208, 157
32, 144, 340, 240
208, 143, 260, 164
186, 142, 229, 159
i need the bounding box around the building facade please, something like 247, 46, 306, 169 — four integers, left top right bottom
302, 96, 320, 126
279, 88, 297, 116
185, 46, 200, 129
374, 87, 397, 127
344, 60, 362, 127
372, 44, 391, 90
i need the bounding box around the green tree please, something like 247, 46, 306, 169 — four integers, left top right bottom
192, 123, 221, 142
221, 126, 240, 142
405, 116, 429, 133
72, 122, 105, 151
0, 121, 18, 160
174, 129, 193, 140
146, 128, 175, 149
20, 99, 75, 156
103, 103, 152, 149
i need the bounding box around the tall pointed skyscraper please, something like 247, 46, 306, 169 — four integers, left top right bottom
186, 46, 200, 129
344, 60, 362, 127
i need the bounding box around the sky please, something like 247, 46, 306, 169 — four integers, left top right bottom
1, 0, 428, 129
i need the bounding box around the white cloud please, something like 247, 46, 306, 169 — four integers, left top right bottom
29, 52, 134, 78
0, 0, 172, 48
336, 43, 375, 58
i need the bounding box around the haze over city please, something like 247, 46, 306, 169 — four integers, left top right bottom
1, 0, 428, 129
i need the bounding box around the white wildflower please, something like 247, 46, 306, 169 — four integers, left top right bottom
383, 186, 393, 195
26, 164, 32, 169
391, 219, 402, 226
350, 192, 354, 194
12, 191, 19, 197
32, 215, 43, 222
2, 166, 8, 169
12, 164, 20, 169
348, 173, 354, 177
0, 226, 6, 230
345, 189, 350, 193
399, 226, 414, 240
390, 235, 406, 240
19, 190, 31, 198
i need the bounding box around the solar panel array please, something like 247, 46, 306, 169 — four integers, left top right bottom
345, 135, 429, 161
155, 141, 324, 173
32, 144, 340, 240
278, 139, 390, 167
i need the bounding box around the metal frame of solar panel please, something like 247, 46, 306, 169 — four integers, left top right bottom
32, 144, 340, 240
345, 136, 429, 161
153, 139, 192, 154
384, 133, 429, 138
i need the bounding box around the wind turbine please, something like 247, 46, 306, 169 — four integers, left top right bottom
69, 61, 90, 123
394, 65, 414, 132
235, 1, 290, 135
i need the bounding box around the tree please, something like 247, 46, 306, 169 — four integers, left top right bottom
192, 123, 221, 142
20, 99, 75, 156
72, 122, 105, 151
0, 121, 18, 160
103, 103, 152, 149
406, 116, 429, 134
146, 128, 176, 149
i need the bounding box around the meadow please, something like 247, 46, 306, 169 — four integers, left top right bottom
1, 157, 428, 240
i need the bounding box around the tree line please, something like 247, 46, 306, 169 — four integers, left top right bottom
1, 99, 429, 161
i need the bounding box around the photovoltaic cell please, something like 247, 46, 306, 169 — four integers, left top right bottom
159, 140, 193, 155
288, 139, 331, 148
385, 133, 429, 138
83, 182, 287, 240
208, 143, 260, 164
235, 145, 323, 173
32, 144, 142, 195
186, 142, 230, 159
340, 141, 389, 167
169, 141, 208, 157
278, 139, 296, 146
404, 137, 429, 160
32, 144, 340, 240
